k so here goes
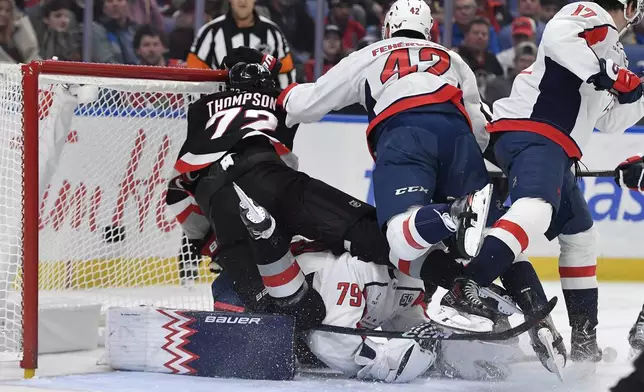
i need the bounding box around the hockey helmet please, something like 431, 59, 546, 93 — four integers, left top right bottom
382, 0, 433, 40
227, 62, 275, 90
618, 0, 644, 35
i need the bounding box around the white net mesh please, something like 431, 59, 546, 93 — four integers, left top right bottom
0, 63, 225, 361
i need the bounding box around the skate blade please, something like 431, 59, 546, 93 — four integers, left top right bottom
537, 328, 565, 383
478, 286, 523, 316
464, 183, 493, 257
233, 182, 266, 223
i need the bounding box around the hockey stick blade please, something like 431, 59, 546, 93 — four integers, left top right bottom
232, 182, 264, 223
313, 296, 558, 342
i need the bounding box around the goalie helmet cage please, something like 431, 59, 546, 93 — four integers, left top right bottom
0, 60, 227, 377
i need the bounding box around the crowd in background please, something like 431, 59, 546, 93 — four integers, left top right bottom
3, 0, 644, 106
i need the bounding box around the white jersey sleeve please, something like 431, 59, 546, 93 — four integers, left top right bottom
279, 53, 363, 127
595, 98, 644, 134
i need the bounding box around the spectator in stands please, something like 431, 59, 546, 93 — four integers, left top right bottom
457, 18, 504, 77
498, 0, 544, 50
539, 0, 562, 23
485, 40, 536, 103
476, 0, 512, 33
326, 0, 364, 52
257, 0, 314, 58
0, 0, 40, 63
441, 0, 500, 54
92, 0, 139, 64
166, 0, 214, 61
39, 0, 81, 61
128, 0, 165, 32
186, 0, 296, 88
495, 16, 535, 76
134, 24, 184, 65
304, 24, 343, 81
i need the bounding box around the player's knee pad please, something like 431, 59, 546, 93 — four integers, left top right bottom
488, 197, 553, 257
386, 208, 432, 261
558, 226, 598, 289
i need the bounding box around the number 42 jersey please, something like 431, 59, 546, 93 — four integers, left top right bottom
173, 87, 297, 175
278, 37, 489, 153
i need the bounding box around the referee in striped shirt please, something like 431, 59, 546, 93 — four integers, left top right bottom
187, 0, 296, 88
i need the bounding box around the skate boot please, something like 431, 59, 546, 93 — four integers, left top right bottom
570, 317, 602, 363
628, 307, 644, 360
442, 277, 502, 323
519, 289, 567, 381
449, 183, 493, 258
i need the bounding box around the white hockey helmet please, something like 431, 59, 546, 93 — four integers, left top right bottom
382, 0, 433, 40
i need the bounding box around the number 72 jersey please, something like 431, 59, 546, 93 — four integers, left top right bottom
279, 37, 489, 153
173, 88, 297, 175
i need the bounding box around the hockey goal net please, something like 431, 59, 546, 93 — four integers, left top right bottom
0, 61, 227, 373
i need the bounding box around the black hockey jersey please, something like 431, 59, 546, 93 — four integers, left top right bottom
166, 87, 297, 244
174, 88, 297, 174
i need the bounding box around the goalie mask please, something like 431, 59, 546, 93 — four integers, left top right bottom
382, 0, 433, 40
227, 62, 275, 90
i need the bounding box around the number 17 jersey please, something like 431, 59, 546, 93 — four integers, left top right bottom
173, 87, 297, 175
278, 37, 489, 153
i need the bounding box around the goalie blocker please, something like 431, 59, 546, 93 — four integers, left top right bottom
105, 307, 295, 380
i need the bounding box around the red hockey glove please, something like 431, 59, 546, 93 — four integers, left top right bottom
222, 46, 282, 77
588, 58, 643, 104
615, 154, 644, 191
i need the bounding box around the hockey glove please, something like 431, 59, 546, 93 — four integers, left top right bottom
588, 58, 643, 104
222, 46, 282, 78
615, 154, 644, 191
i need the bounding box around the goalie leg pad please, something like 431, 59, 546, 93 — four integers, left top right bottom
106, 307, 296, 380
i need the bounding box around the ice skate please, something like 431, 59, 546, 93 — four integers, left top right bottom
570, 317, 602, 363
519, 289, 567, 381
442, 277, 502, 323
449, 183, 493, 258
628, 308, 644, 360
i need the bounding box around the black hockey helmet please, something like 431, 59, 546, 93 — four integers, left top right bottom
227, 62, 275, 90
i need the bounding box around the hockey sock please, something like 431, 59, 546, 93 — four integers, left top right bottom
413, 203, 456, 245
500, 260, 548, 313
563, 288, 598, 327
387, 204, 457, 268
251, 226, 305, 300
465, 236, 516, 286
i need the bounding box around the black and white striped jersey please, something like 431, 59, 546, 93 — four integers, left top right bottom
187, 10, 296, 89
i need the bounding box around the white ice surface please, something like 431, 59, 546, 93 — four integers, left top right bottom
0, 281, 641, 392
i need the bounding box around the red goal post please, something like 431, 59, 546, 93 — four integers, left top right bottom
15, 61, 227, 377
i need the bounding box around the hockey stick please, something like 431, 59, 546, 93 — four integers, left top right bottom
313, 297, 557, 342
489, 170, 614, 178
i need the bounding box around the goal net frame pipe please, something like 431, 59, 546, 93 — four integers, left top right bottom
19, 60, 227, 377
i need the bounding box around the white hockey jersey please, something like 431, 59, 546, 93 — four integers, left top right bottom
278, 37, 490, 154
489, 2, 644, 158
297, 250, 429, 374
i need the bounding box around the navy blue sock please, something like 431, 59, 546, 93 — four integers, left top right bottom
500, 261, 548, 306
465, 236, 516, 286
563, 288, 598, 327
413, 203, 454, 245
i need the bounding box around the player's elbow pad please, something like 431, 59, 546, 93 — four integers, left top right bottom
355, 339, 436, 383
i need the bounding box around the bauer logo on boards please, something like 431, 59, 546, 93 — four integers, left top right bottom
204, 316, 261, 324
